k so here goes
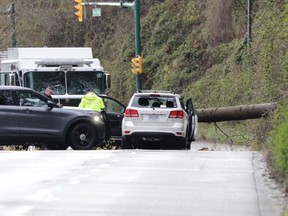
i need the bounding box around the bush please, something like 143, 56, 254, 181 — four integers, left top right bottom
269, 103, 288, 186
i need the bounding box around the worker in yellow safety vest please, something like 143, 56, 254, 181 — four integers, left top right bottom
78, 88, 105, 112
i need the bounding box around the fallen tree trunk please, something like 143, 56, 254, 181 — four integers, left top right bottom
196, 103, 278, 123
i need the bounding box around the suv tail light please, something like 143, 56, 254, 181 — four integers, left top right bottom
125, 109, 139, 117
169, 110, 184, 119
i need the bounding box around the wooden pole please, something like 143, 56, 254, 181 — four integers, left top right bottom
196, 103, 277, 123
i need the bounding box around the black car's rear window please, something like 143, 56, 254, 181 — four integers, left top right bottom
131, 95, 177, 108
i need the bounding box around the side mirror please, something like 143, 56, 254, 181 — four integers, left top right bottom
105, 73, 111, 94
8, 73, 16, 86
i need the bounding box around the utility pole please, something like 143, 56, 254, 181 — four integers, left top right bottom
247, 0, 252, 43
0, 2, 16, 48
197, 103, 277, 122
9, 3, 16, 48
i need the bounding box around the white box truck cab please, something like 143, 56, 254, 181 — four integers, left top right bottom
0, 47, 111, 106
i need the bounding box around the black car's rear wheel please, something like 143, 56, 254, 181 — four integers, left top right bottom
69, 123, 97, 150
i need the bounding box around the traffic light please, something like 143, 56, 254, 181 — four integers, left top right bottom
137, 56, 143, 74
131, 57, 137, 74
131, 56, 142, 74
74, 0, 83, 22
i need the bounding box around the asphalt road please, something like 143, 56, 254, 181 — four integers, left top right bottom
0, 142, 286, 216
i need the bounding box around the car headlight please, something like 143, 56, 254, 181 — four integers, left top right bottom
89, 112, 103, 122
93, 115, 101, 122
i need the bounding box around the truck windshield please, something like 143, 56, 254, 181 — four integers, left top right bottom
23, 71, 105, 95
67, 71, 104, 95
23, 71, 66, 94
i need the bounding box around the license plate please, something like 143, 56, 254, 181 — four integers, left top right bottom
143, 114, 159, 121
149, 114, 159, 120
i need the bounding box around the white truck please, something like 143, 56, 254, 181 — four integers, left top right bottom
0, 47, 111, 106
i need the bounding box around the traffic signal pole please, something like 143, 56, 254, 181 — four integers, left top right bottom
134, 0, 142, 91
77, 0, 142, 91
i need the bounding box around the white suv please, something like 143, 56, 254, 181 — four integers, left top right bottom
121, 90, 198, 149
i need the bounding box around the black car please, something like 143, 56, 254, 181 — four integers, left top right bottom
0, 86, 125, 150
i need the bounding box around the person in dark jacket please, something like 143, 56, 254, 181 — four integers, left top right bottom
44, 86, 54, 100
43, 86, 62, 107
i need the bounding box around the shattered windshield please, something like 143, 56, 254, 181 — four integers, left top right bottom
67, 71, 105, 95
22, 71, 105, 95
23, 71, 65, 94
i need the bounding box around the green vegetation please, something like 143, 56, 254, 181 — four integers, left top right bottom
0, 0, 287, 187
270, 102, 288, 186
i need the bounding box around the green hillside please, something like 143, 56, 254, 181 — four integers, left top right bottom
0, 0, 287, 186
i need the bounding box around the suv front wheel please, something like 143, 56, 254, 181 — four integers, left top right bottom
69, 123, 97, 150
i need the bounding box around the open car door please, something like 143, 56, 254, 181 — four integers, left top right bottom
102, 96, 126, 146
185, 98, 198, 142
